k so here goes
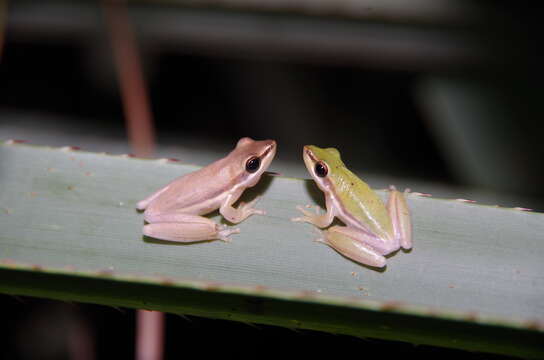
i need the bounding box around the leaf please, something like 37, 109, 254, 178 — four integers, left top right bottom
0, 141, 542, 358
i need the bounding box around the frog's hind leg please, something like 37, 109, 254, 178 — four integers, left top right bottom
321, 226, 387, 268
136, 184, 171, 210
386, 186, 412, 250
143, 213, 239, 242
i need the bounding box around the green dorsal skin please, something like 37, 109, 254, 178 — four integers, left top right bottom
308, 146, 393, 239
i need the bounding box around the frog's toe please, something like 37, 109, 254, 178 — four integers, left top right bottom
238, 197, 266, 217
389, 185, 411, 194
217, 226, 240, 242
295, 205, 317, 217
312, 228, 327, 244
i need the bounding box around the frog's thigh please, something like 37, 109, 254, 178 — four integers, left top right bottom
144, 212, 207, 224
386, 187, 413, 250
136, 184, 171, 211
143, 214, 238, 242
323, 226, 386, 268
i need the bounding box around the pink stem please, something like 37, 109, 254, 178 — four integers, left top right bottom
136, 310, 165, 360
102, 0, 156, 158
102, 1, 164, 359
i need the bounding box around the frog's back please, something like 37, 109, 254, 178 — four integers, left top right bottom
148, 157, 237, 214
330, 167, 393, 238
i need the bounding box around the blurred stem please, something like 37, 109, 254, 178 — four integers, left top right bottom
102, 0, 155, 158
136, 311, 164, 360
102, 1, 163, 359
0, 0, 7, 61
68, 306, 96, 360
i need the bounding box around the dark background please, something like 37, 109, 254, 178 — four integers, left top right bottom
0, 297, 520, 359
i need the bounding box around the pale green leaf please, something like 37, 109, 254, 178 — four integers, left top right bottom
0, 141, 542, 358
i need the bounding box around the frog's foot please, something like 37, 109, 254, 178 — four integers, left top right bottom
292, 205, 319, 221
302, 220, 333, 247
292, 205, 333, 228
386, 186, 412, 250
217, 225, 240, 242
221, 196, 263, 224
238, 196, 265, 216
389, 185, 411, 194
311, 228, 327, 245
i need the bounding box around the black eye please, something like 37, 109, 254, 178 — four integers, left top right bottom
315, 161, 328, 177
245, 156, 261, 173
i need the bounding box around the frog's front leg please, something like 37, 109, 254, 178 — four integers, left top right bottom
386, 186, 412, 250
219, 189, 265, 224
143, 213, 239, 242
292, 194, 335, 228
320, 225, 387, 268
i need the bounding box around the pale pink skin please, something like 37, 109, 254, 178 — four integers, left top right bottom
137, 138, 276, 242
293, 146, 412, 268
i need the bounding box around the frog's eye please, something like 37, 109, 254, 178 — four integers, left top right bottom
315, 161, 328, 177
245, 156, 261, 173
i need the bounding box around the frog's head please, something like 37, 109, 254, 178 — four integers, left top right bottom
302, 145, 344, 192
231, 137, 277, 188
